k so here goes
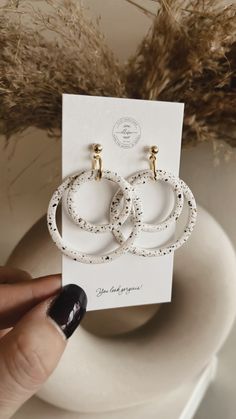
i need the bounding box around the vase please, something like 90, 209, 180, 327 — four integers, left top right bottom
7, 206, 236, 413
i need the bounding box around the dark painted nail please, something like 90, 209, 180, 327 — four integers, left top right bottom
47, 284, 87, 339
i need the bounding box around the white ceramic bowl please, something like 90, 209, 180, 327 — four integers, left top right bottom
8, 206, 236, 413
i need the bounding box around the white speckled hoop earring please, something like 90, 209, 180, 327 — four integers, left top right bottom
110, 177, 197, 257
47, 175, 143, 263
47, 144, 143, 264
110, 145, 197, 257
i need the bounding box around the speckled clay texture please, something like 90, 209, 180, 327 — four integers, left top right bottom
110, 169, 184, 233
47, 168, 197, 263
67, 169, 133, 233
47, 170, 143, 264
110, 169, 197, 257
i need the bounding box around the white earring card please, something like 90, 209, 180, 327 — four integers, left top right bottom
62, 94, 184, 311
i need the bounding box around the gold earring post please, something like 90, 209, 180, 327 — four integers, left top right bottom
92, 143, 103, 180
149, 145, 159, 180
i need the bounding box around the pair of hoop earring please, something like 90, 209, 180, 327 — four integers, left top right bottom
47, 144, 197, 264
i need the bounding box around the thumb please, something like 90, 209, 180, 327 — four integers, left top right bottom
0, 284, 87, 419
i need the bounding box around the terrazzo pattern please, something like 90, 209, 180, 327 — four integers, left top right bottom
47, 168, 197, 263
110, 170, 197, 257
47, 170, 143, 264
67, 169, 133, 233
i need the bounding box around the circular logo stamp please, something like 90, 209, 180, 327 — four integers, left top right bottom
112, 117, 141, 149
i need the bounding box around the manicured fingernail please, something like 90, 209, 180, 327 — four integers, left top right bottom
47, 284, 87, 339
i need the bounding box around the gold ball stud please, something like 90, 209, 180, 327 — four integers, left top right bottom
150, 145, 159, 154
93, 143, 103, 154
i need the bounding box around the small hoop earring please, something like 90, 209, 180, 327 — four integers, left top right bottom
47, 144, 143, 264
110, 145, 197, 257
110, 146, 184, 233
66, 144, 133, 233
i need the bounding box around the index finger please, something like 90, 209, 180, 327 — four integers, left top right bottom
0, 266, 31, 284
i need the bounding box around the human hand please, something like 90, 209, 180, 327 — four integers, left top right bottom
0, 267, 87, 419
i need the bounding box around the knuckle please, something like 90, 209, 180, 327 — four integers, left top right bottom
5, 332, 50, 389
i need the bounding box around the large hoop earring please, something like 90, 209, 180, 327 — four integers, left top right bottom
110, 146, 197, 257
47, 144, 143, 264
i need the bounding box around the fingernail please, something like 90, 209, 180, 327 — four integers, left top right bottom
47, 284, 87, 339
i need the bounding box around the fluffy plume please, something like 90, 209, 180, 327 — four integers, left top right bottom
126, 0, 236, 147
0, 0, 125, 138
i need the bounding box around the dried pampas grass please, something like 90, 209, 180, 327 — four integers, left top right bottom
0, 0, 235, 149
0, 0, 125, 138
126, 0, 236, 148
